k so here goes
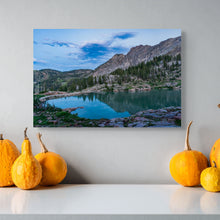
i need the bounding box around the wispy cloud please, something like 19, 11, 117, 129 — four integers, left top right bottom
35, 31, 137, 70
113, 32, 136, 40
43, 40, 76, 48
80, 43, 109, 58
34, 29, 181, 71
42, 32, 136, 60
76, 32, 136, 61
33, 58, 47, 65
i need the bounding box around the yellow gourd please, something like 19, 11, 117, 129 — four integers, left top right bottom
200, 161, 220, 192
35, 133, 67, 186
11, 128, 42, 190
0, 134, 20, 186
169, 121, 208, 186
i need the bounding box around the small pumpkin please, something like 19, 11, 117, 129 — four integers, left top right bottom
209, 139, 220, 167
11, 128, 42, 190
200, 161, 220, 192
169, 121, 208, 186
35, 133, 67, 186
0, 134, 20, 186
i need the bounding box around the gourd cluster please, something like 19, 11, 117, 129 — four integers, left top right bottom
170, 121, 220, 192
0, 128, 67, 190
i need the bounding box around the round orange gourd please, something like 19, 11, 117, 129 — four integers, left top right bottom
169, 121, 208, 186
210, 139, 220, 168
35, 133, 67, 186
11, 128, 42, 190
0, 134, 20, 186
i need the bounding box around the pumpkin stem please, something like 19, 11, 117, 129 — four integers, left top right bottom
0, 134, 3, 140
24, 127, 29, 140
37, 133, 48, 153
184, 121, 193, 151
213, 161, 217, 168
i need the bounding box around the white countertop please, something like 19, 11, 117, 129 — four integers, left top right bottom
0, 184, 219, 215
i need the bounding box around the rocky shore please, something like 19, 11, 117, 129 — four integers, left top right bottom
97, 106, 181, 127
34, 104, 181, 127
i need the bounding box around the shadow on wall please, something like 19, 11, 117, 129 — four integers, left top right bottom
61, 163, 89, 184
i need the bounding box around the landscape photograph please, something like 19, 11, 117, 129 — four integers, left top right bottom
33, 29, 181, 127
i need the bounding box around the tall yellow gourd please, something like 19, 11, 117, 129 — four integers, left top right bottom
11, 128, 42, 190
35, 133, 67, 186
0, 134, 20, 186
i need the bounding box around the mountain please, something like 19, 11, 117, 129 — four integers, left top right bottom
63, 69, 93, 78
34, 69, 93, 93
34, 36, 181, 82
93, 36, 181, 77
34, 69, 93, 83
34, 36, 181, 94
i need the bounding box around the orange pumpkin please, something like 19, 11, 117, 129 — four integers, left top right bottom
169, 121, 208, 186
35, 133, 67, 186
210, 139, 220, 167
11, 128, 42, 190
0, 134, 20, 186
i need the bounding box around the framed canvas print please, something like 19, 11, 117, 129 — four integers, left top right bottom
33, 29, 181, 127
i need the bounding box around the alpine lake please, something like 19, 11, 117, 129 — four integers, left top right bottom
47, 90, 181, 120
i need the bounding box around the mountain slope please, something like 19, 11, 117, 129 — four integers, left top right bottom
34, 69, 93, 83
93, 36, 181, 77
34, 69, 93, 93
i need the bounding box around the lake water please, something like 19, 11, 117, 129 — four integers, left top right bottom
47, 90, 181, 119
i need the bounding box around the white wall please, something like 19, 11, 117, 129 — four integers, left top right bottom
0, 0, 220, 184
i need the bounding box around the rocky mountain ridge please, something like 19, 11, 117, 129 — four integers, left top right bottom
93, 36, 181, 76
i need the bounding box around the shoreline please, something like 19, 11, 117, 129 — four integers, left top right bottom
34, 88, 181, 127
34, 103, 181, 128
37, 86, 180, 102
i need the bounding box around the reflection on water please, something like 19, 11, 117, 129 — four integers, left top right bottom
47, 90, 181, 119
94, 90, 181, 114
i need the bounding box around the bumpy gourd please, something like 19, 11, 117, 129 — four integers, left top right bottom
210, 139, 220, 168
35, 133, 67, 186
0, 134, 20, 186
169, 121, 208, 186
201, 161, 220, 192
11, 128, 42, 190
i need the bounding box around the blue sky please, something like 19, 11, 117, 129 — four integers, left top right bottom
33, 29, 181, 71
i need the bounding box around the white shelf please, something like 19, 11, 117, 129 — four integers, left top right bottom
0, 184, 219, 215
